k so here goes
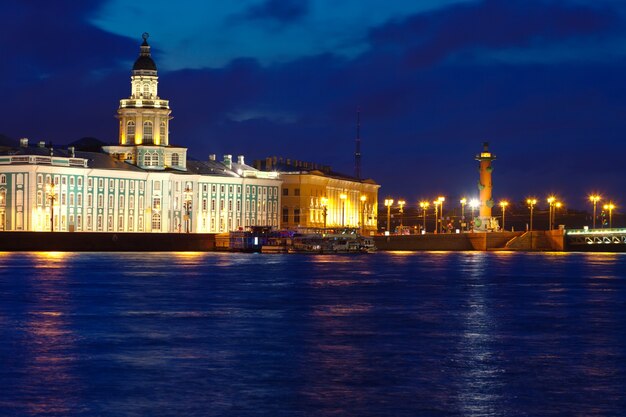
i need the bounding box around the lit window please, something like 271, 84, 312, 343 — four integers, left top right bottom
128, 119, 138, 139
172, 153, 179, 166
160, 122, 166, 139
143, 121, 153, 143
152, 212, 161, 230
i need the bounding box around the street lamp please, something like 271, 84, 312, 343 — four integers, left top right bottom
547, 196, 556, 230
603, 202, 615, 228
589, 194, 601, 229
555, 201, 562, 228
183, 185, 192, 233
321, 197, 328, 229
340, 193, 347, 227
433, 199, 440, 234
468, 198, 479, 231
437, 196, 445, 233
360, 195, 367, 234
499, 200, 509, 231
419, 201, 429, 232
398, 200, 406, 229
460, 198, 467, 230
46, 181, 57, 232
384, 198, 394, 234
527, 198, 537, 231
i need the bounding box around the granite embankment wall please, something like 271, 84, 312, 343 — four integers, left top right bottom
374, 231, 565, 251
0, 232, 216, 251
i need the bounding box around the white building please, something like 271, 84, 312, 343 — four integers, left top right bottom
0, 34, 281, 233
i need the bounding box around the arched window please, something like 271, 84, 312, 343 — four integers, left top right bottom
152, 212, 161, 231
126, 121, 135, 139
0, 174, 5, 184
143, 83, 150, 98
160, 122, 166, 140
171, 153, 179, 167
0, 189, 6, 207
143, 121, 153, 143
143, 153, 152, 166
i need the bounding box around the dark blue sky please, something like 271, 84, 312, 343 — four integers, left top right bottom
2, 0, 626, 209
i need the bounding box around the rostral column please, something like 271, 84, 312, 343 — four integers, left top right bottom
474, 142, 497, 231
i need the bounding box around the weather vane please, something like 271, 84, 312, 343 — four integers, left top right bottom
142, 32, 149, 41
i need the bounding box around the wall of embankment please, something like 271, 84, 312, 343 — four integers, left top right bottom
373, 231, 565, 251
0, 232, 216, 252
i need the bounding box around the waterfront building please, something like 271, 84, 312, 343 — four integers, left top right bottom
0, 34, 280, 233
254, 157, 379, 234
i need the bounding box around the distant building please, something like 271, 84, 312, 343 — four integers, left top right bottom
0, 35, 280, 233
254, 157, 380, 234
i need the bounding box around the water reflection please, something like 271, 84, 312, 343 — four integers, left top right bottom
18, 253, 80, 416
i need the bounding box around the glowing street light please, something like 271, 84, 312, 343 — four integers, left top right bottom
499, 200, 509, 231
360, 195, 367, 234
398, 200, 406, 228
45, 181, 57, 232
589, 194, 601, 229
527, 198, 537, 231
554, 201, 562, 228
340, 193, 347, 227
603, 202, 615, 228
437, 196, 445, 233
469, 198, 479, 230
433, 199, 441, 234
321, 197, 328, 229
460, 198, 467, 230
419, 201, 430, 232
384, 198, 394, 234
547, 196, 556, 231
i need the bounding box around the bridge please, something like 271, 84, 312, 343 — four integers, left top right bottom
565, 228, 626, 250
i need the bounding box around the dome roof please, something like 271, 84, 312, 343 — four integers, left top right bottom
133, 55, 157, 71
132, 33, 157, 72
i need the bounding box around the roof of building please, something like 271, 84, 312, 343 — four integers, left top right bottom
133, 34, 157, 72
254, 158, 378, 185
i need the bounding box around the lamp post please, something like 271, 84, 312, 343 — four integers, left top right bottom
360, 195, 367, 234
437, 196, 445, 233
527, 198, 537, 231
321, 197, 328, 230
554, 201, 562, 229
183, 185, 192, 233
398, 200, 406, 229
419, 201, 429, 232
547, 196, 555, 230
433, 200, 440, 234
46, 181, 57, 232
603, 202, 615, 228
340, 193, 347, 227
589, 194, 601, 229
469, 198, 479, 230
384, 198, 394, 234
499, 200, 509, 231
460, 198, 467, 230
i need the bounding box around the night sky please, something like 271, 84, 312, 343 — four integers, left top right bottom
3, 0, 626, 209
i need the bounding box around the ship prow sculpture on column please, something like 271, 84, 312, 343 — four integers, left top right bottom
473, 142, 499, 232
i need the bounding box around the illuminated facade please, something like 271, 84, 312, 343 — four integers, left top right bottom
255, 157, 379, 234
0, 35, 280, 233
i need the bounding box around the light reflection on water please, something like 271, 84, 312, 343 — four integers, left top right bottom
0, 251, 624, 416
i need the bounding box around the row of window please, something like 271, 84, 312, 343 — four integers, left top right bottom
127, 121, 166, 143
283, 188, 300, 196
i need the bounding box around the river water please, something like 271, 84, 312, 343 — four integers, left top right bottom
0, 251, 625, 416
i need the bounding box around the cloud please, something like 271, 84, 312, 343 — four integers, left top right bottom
369, 0, 620, 67
242, 0, 309, 23
89, 0, 477, 69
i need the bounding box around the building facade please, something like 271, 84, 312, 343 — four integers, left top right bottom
255, 157, 380, 234
0, 35, 281, 233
